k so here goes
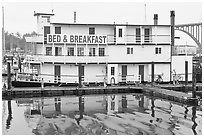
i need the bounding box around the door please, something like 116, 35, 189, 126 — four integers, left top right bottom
122, 65, 127, 82
54, 65, 61, 83
144, 28, 150, 43
136, 28, 141, 43
139, 65, 144, 82
55, 47, 58, 56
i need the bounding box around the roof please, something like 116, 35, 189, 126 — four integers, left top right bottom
34, 13, 55, 16
51, 22, 171, 27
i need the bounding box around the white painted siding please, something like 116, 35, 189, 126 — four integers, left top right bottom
172, 56, 193, 81
108, 45, 171, 63
154, 64, 170, 82
41, 64, 54, 82
84, 64, 106, 82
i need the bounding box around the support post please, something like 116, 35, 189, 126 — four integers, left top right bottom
185, 61, 188, 86
170, 10, 175, 82
192, 65, 196, 98
78, 63, 82, 88
7, 62, 11, 90
151, 62, 154, 82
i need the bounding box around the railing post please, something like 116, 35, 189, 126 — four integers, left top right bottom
151, 62, 155, 83
78, 63, 82, 88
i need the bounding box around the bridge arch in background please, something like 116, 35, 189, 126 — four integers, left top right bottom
175, 23, 202, 53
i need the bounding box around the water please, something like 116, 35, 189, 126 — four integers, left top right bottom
2, 93, 202, 135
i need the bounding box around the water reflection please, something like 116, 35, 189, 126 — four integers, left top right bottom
121, 95, 127, 112
191, 106, 197, 135
2, 94, 202, 135
75, 96, 84, 125
54, 98, 61, 114
6, 100, 12, 129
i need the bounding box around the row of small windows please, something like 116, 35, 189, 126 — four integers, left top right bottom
46, 46, 161, 56
53, 27, 96, 35
47, 26, 150, 37
46, 47, 105, 56
126, 47, 162, 55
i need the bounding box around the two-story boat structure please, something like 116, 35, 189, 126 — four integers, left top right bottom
23, 11, 193, 86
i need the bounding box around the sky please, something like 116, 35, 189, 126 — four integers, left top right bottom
1, 0, 202, 45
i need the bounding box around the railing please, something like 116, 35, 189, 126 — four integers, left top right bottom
25, 55, 108, 64
107, 35, 170, 44
172, 46, 197, 56
118, 75, 141, 83
16, 73, 79, 84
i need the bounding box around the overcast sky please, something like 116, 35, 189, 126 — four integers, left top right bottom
1, 1, 202, 45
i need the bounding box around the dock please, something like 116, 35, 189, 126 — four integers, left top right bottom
2, 84, 200, 106
159, 83, 202, 92
2, 86, 143, 99
143, 85, 199, 106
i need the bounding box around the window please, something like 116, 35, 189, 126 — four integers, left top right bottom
99, 48, 105, 56
47, 17, 50, 23
144, 28, 151, 43
44, 26, 50, 44
119, 28, 123, 37
89, 27, 95, 35
155, 47, 162, 54
127, 47, 133, 54
55, 27, 61, 34
42, 16, 50, 23
46, 47, 52, 55
77, 47, 84, 56
89, 47, 96, 56
55, 47, 62, 56
67, 47, 75, 56
111, 67, 115, 75
136, 28, 141, 43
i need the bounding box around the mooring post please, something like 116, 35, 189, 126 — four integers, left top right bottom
7, 62, 11, 90
11, 56, 13, 66
192, 65, 196, 98
151, 62, 154, 83
185, 61, 188, 91
18, 56, 21, 73
78, 63, 82, 88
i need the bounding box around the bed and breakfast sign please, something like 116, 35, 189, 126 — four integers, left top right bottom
47, 34, 107, 44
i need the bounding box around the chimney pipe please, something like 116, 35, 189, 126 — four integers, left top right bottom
153, 14, 158, 25
170, 10, 175, 82
170, 10, 175, 26
170, 10, 175, 47
74, 11, 76, 23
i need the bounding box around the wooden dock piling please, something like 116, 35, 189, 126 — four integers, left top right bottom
192, 65, 196, 98
7, 62, 11, 90
151, 62, 154, 82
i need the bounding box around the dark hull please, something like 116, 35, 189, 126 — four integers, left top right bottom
2, 73, 15, 76
11, 81, 78, 87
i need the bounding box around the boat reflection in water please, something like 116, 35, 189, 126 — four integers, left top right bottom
2, 93, 202, 135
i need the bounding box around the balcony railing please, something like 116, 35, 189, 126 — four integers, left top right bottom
172, 45, 197, 56
107, 35, 170, 44
25, 55, 108, 64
